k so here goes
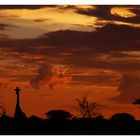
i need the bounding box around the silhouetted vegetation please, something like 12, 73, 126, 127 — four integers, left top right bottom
133, 99, 140, 105
110, 113, 135, 122
0, 88, 140, 135
0, 110, 139, 135
94, 115, 105, 121
0, 106, 139, 134
0, 102, 6, 117
45, 109, 72, 120
76, 95, 99, 119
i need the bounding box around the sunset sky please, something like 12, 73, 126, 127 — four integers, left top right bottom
0, 5, 140, 119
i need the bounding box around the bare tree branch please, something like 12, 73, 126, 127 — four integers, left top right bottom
75, 95, 99, 119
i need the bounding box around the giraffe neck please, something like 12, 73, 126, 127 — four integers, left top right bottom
16, 93, 20, 109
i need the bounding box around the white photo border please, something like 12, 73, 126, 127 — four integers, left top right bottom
0, 0, 140, 5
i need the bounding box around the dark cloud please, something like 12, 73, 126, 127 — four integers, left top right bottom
0, 34, 10, 39
76, 6, 114, 19
33, 18, 49, 22
1, 23, 140, 52
0, 23, 140, 72
0, 15, 19, 19
0, 5, 55, 10
76, 5, 140, 24
112, 75, 140, 103
0, 5, 139, 91
30, 63, 53, 89
0, 23, 18, 30
71, 74, 118, 87
74, 59, 140, 71
39, 24, 140, 52
0, 23, 140, 87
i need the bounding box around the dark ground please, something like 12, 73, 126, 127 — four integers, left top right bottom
0, 116, 140, 135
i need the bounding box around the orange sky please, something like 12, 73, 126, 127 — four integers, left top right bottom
0, 5, 140, 119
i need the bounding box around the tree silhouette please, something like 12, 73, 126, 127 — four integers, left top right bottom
132, 99, 140, 105
76, 95, 99, 119
0, 102, 6, 117
28, 115, 42, 122
45, 109, 72, 120
110, 113, 135, 122
94, 115, 105, 121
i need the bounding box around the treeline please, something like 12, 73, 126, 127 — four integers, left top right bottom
0, 110, 139, 135
0, 95, 139, 134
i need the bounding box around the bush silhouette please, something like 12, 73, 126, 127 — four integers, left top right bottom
0, 102, 6, 117
45, 109, 72, 120
94, 115, 105, 121
28, 115, 42, 122
132, 99, 140, 105
110, 113, 135, 122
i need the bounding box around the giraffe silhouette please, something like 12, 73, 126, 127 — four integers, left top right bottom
14, 87, 26, 121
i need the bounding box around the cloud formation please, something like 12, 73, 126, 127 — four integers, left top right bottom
30, 63, 72, 89
0, 5, 49, 10
0, 23, 18, 30
76, 6, 140, 24
1, 5, 140, 118
112, 75, 140, 103
0, 23, 140, 88
0, 6, 140, 89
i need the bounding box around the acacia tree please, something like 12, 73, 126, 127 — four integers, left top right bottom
132, 99, 140, 105
110, 113, 135, 122
76, 95, 99, 119
45, 109, 72, 120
